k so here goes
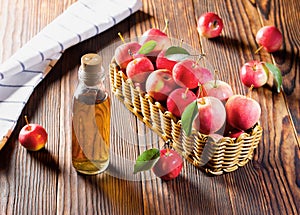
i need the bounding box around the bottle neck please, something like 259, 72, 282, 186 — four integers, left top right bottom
78, 65, 105, 87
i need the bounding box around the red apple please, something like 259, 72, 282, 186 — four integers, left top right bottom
139, 30, 171, 58
256, 26, 283, 53
167, 88, 197, 118
156, 50, 177, 71
197, 12, 223, 38
172, 59, 213, 89
240, 60, 268, 88
224, 123, 244, 138
18, 116, 48, 151
193, 96, 226, 135
152, 149, 183, 181
203, 80, 234, 101
145, 69, 178, 102
114, 41, 142, 69
126, 57, 154, 83
225, 94, 261, 131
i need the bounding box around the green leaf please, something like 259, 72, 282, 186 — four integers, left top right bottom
133, 148, 160, 174
181, 100, 198, 136
264, 62, 283, 93
165, 46, 190, 61
138, 40, 157, 55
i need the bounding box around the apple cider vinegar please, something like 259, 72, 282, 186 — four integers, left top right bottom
72, 93, 110, 175
71, 53, 111, 175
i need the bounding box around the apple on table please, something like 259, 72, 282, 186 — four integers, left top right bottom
255, 25, 283, 53
197, 12, 223, 38
18, 116, 48, 151
152, 148, 183, 181
240, 60, 269, 88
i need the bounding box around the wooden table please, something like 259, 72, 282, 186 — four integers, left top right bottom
0, 0, 299, 214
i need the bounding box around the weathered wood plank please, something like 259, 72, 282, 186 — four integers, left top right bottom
0, 0, 299, 214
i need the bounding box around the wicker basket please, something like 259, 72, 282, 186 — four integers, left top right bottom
109, 60, 263, 176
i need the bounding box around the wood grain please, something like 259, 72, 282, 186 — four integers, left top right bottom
0, 0, 299, 214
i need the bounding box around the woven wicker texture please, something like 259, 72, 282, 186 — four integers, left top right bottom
110, 61, 263, 175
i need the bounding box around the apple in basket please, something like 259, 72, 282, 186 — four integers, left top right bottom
193, 96, 226, 135
167, 88, 197, 118
126, 56, 155, 84
172, 59, 213, 89
203, 79, 234, 102
139, 20, 172, 58
145, 69, 178, 102
225, 86, 261, 131
114, 33, 144, 70
156, 49, 178, 71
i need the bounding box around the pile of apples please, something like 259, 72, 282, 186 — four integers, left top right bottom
120, 13, 283, 180
114, 21, 264, 139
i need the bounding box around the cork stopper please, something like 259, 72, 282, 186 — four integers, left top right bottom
79, 53, 104, 86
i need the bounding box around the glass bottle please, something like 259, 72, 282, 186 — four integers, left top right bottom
72, 53, 111, 175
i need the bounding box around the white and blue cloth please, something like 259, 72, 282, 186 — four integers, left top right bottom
0, 0, 142, 149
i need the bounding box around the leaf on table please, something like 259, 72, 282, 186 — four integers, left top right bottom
264, 62, 283, 93
138, 40, 157, 55
181, 100, 198, 136
133, 148, 160, 174
165, 46, 190, 61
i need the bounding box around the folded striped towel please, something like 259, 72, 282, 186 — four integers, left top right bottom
0, 0, 142, 149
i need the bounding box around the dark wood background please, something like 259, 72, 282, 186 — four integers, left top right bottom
0, 0, 299, 214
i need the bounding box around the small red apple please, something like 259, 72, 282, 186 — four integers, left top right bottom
225, 91, 261, 131
240, 60, 268, 88
193, 96, 226, 135
145, 69, 178, 102
114, 41, 142, 69
156, 50, 177, 71
139, 29, 171, 58
167, 88, 197, 118
18, 116, 48, 151
256, 26, 283, 53
197, 12, 223, 38
203, 80, 234, 102
224, 123, 244, 138
172, 59, 213, 89
152, 148, 183, 181
126, 57, 154, 83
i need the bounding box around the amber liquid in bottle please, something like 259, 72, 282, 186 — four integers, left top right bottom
72, 91, 110, 175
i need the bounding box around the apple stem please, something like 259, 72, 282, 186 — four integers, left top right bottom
254, 45, 263, 54
183, 88, 189, 99
213, 70, 218, 88
118, 32, 126, 44
180, 39, 183, 48
247, 84, 254, 98
128, 49, 136, 62
194, 54, 206, 66
164, 139, 172, 156
24, 115, 31, 130
162, 19, 169, 33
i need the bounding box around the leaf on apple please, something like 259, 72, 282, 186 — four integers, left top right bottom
133, 148, 160, 174
138, 40, 157, 55
264, 62, 282, 93
165, 46, 190, 61
181, 100, 198, 136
